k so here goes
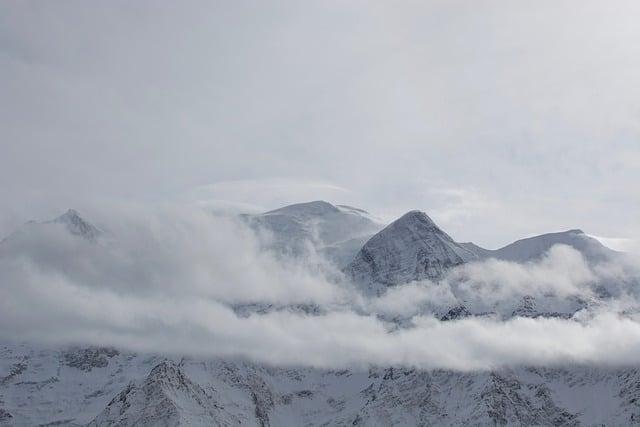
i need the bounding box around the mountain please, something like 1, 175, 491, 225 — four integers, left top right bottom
2, 342, 640, 426
463, 229, 618, 263
345, 210, 478, 293
0, 202, 634, 425
241, 201, 383, 267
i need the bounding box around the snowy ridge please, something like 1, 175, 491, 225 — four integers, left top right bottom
463, 229, 617, 263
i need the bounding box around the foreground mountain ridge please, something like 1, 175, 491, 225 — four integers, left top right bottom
2, 342, 640, 426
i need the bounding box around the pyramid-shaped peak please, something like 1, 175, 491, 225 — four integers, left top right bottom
345, 209, 478, 291
51, 209, 101, 240
370, 210, 458, 248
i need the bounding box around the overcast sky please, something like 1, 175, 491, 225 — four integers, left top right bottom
1, 0, 639, 250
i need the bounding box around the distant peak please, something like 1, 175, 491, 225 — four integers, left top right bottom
263, 200, 339, 216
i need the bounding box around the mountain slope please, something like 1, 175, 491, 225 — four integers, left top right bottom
345, 211, 478, 293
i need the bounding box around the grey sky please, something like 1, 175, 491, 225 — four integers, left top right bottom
1, 0, 639, 250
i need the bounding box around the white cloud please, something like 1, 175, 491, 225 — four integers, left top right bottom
1, 206, 640, 371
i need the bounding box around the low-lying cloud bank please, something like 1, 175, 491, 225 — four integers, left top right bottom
1, 205, 640, 371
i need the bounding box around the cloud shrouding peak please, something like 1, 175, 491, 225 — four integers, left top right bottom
1, 205, 640, 371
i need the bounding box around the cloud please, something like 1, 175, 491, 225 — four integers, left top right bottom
590, 234, 640, 254
450, 245, 597, 301
2, 205, 640, 371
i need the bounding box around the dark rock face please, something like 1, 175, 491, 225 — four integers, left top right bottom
0, 360, 27, 385
441, 305, 472, 321
0, 408, 12, 422
62, 347, 119, 372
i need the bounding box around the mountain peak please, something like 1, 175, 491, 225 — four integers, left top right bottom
396, 210, 437, 226
345, 210, 477, 292
51, 209, 101, 240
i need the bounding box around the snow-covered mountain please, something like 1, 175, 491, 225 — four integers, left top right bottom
241, 201, 383, 267
345, 210, 479, 294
